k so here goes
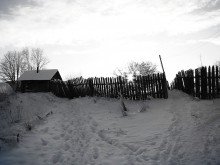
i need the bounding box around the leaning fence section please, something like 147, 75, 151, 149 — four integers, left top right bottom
172, 66, 220, 99
50, 74, 168, 100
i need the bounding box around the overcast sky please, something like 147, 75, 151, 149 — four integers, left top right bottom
0, 0, 220, 82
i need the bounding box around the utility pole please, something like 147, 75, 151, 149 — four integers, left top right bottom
159, 55, 168, 98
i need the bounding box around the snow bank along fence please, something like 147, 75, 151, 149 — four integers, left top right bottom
172, 66, 220, 99
50, 74, 168, 100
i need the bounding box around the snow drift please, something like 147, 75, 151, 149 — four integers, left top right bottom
0, 90, 220, 165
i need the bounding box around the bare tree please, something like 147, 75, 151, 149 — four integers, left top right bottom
0, 51, 18, 83
0, 47, 49, 83
215, 61, 220, 67
21, 47, 32, 70
15, 51, 26, 82
113, 68, 127, 78
215, 61, 220, 75
128, 61, 157, 76
31, 48, 49, 70
113, 61, 158, 79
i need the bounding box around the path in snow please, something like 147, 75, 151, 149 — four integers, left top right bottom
0, 91, 220, 165
157, 91, 220, 165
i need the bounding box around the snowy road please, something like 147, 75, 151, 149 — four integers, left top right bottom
0, 91, 220, 165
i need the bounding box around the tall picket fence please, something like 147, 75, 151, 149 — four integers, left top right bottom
172, 66, 220, 99
50, 74, 168, 100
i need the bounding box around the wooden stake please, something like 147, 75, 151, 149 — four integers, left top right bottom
159, 55, 165, 74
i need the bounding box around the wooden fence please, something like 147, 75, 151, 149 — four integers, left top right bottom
50, 73, 168, 100
172, 66, 220, 99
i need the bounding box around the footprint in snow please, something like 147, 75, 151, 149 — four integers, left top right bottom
64, 134, 70, 141
40, 127, 49, 133
63, 142, 70, 151
67, 129, 73, 134
52, 152, 62, 164
53, 135, 60, 140
41, 138, 48, 146
93, 147, 99, 159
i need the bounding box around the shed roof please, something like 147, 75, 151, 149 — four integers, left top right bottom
18, 69, 60, 81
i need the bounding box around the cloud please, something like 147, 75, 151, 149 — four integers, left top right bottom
192, 0, 220, 13
0, 0, 38, 19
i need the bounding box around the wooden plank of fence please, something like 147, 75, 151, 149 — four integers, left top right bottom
140, 76, 144, 100
103, 77, 106, 97
109, 78, 112, 97
201, 67, 207, 99
136, 76, 141, 100
137, 76, 142, 100
187, 70, 191, 94
190, 70, 195, 96
108, 77, 111, 97
150, 75, 153, 97
126, 81, 131, 100
115, 77, 119, 96
153, 75, 158, 98
147, 75, 150, 97
99, 78, 102, 96
141, 76, 145, 99
216, 66, 219, 97
131, 82, 136, 100
100, 77, 103, 96
121, 77, 126, 98
89, 78, 94, 97
97, 78, 100, 96
212, 66, 216, 98
181, 71, 186, 92
106, 77, 109, 97
94, 77, 97, 96
161, 74, 165, 98
100, 77, 104, 97
125, 79, 129, 99
195, 69, 200, 98
157, 74, 161, 98
114, 77, 117, 98
208, 66, 211, 99
116, 77, 120, 96
122, 77, 126, 97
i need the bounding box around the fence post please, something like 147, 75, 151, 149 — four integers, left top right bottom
162, 73, 168, 99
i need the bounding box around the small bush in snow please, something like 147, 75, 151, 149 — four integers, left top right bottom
0, 83, 14, 95
7, 106, 22, 123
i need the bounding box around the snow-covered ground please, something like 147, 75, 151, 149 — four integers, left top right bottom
0, 90, 220, 165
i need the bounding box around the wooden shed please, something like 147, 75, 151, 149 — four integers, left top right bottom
18, 69, 62, 92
